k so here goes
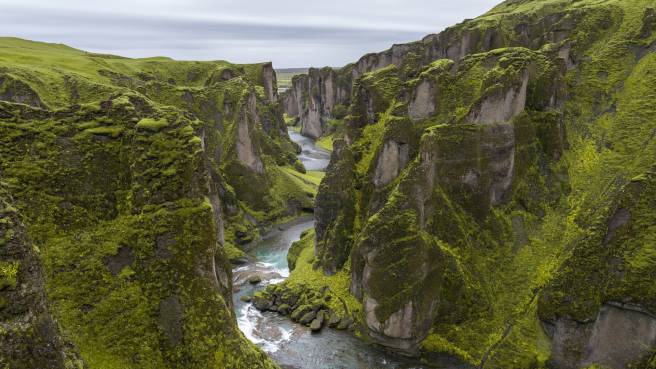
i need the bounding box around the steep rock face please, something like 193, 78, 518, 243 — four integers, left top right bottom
261, 62, 278, 102
301, 1, 656, 368
0, 189, 84, 368
539, 167, 656, 369
467, 70, 529, 124
281, 67, 351, 138
236, 92, 265, 174
316, 47, 559, 276
281, 0, 590, 131
546, 304, 656, 369
408, 80, 435, 121
420, 123, 516, 217
0, 38, 299, 369
352, 192, 470, 352
349, 65, 402, 128
373, 140, 410, 188
313, 140, 357, 274
301, 95, 323, 138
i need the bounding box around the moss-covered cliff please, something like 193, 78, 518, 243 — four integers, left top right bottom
0, 37, 318, 368
280, 0, 656, 368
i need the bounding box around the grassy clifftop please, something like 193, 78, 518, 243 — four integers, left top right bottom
0, 37, 317, 368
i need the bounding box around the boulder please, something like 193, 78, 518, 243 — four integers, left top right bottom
277, 304, 291, 315
327, 312, 341, 328
291, 305, 313, 322
247, 275, 262, 285
336, 317, 354, 330
299, 311, 317, 325
252, 295, 272, 311
310, 318, 323, 332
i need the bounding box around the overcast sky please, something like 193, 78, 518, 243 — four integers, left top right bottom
0, 0, 500, 68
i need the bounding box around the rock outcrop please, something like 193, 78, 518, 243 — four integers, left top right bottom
373, 140, 410, 188
261, 62, 278, 102
0, 75, 46, 109
236, 92, 265, 174
290, 1, 656, 368
281, 67, 351, 138
408, 80, 436, 120
0, 37, 303, 369
467, 70, 529, 125
545, 304, 656, 369
0, 188, 84, 368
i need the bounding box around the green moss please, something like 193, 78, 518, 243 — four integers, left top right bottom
285, 230, 363, 319
82, 126, 124, 138
300, 2, 656, 367
224, 242, 246, 262
0, 261, 19, 290
283, 114, 297, 126
136, 118, 169, 132
421, 333, 475, 364
0, 37, 287, 369
316, 135, 334, 152
287, 229, 311, 272
350, 65, 402, 127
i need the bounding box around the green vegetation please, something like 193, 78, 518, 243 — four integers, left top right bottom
135, 118, 169, 132
3, 0, 656, 367
285, 230, 362, 316
285, 0, 656, 368
315, 135, 334, 151
0, 261, 19, 290
0, 37, 316, 368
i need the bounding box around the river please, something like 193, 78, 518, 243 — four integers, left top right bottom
231, 128, 429, 369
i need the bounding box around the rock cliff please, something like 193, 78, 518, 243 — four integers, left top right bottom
285, 1, 656, 368
0, 187, 84, 369
0, 37, 310, 368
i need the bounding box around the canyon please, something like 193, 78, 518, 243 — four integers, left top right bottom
1, 0, 656, 368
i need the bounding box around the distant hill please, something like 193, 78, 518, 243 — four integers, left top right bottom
275, 68, 308, 91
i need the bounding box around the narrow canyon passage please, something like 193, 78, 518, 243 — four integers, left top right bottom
231, 130, 431, 369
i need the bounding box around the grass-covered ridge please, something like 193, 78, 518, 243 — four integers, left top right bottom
0, 37, 316, 368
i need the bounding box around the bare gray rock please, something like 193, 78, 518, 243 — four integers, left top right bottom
236, 93, 264, 173
159, 295, 184, 346
261, 62, 278, 102
582, 304, 656, 368
408, 80, 436, 120
547, 304, 656, 369
373, 140, 410, 188
468, 70, 529, 124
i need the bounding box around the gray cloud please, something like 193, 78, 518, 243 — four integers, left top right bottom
0, 0, 500, 67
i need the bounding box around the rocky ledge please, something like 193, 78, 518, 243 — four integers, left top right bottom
247, 284, 356, 333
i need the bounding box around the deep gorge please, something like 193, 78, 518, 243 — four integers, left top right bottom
1, 0, 656, 368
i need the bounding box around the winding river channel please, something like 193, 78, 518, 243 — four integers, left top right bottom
231, 128, 429, 369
